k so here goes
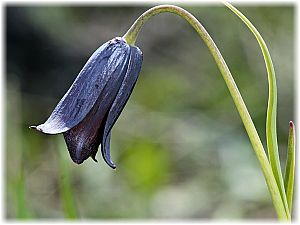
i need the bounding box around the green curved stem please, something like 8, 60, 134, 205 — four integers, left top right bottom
123, 4, 288, 220
224, 3, 290, 219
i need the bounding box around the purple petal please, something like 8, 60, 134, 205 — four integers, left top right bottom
101, 46, 143, 168
62, 41, 131, 164
32, 37, 130, 134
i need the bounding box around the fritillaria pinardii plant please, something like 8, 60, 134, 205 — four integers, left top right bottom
30, 3, 295, 220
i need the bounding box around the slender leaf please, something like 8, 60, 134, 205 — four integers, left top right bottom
224, 2, 290, 219
284, 121, 295, 213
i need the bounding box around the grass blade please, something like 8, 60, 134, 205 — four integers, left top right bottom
284, 121, 295, 213
224, 2, 290, 219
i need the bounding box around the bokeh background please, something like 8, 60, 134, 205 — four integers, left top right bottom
5, 3, 295, 220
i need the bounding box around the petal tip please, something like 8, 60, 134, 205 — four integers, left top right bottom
110, 164, 117, 170
29, 125, 43, 132
102, 151, 117, 169
72, 158, 84, 165
101, 133, 117, 169
91, 155, 98, 163
104, 157, 117, 169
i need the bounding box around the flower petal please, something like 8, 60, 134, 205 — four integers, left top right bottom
101, 46, 143, 168
101, 131, 114, 168
32, 37, 130, 134
62, 42, 131, 164
62, 98, 104, 164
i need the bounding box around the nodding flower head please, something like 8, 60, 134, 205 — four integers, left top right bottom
30, 37, 143, 169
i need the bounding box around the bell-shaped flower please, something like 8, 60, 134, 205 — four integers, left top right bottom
30, 37, 143, 168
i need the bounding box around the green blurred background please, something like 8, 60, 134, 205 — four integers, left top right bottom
5, 3, 294, 220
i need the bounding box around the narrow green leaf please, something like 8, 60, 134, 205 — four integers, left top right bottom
224, 2, 290, 219
284, 121, 295, 213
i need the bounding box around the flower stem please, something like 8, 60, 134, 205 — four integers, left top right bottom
224, 3, 290, 219
123, 4, 288, 220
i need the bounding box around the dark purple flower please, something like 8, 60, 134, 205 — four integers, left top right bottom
30, 37, 143, 169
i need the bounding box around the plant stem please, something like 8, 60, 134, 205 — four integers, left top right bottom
224, 3, 290, 218
123, 4, 288, 220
